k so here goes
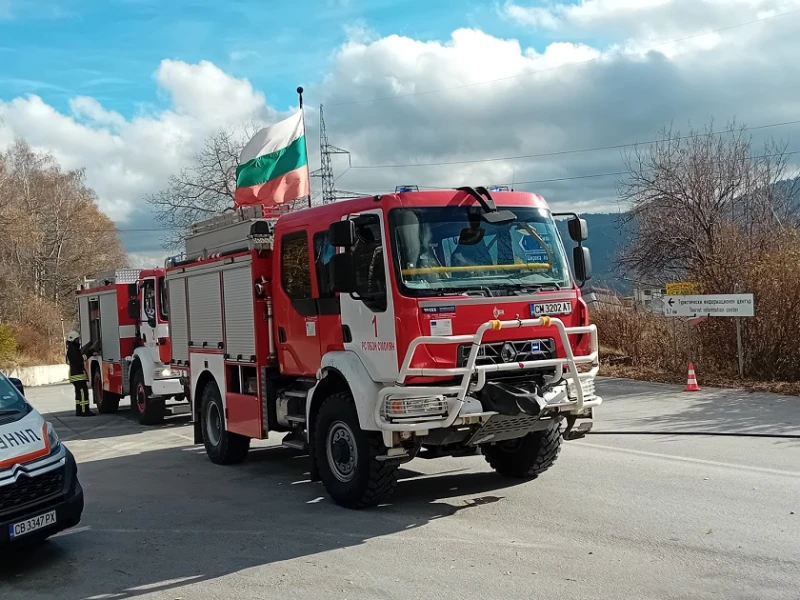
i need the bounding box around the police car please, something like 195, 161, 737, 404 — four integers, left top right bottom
0, 371, 84, 547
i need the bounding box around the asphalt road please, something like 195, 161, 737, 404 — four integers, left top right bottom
2, 378, 799, 600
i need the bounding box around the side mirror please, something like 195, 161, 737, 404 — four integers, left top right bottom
573, 246, 592, 284
9, 377, 24, 396
568, 217, 589, 243
128, 297, 140, 319
147, 315, 157, 329
328, 220, 356, 248
330, 253, 356, 293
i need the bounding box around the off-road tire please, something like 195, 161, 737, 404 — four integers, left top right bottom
93, 369, 120, 414
314, 391, 398, 509
131, 369, 165, 426
201, 381, 250, 465
482, 422, 563, 479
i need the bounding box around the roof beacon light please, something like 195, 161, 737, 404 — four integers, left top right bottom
395, 185, 419, 193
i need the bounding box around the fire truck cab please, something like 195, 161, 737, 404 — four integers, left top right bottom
76, 268, 185, 424
166, 187, 601, 508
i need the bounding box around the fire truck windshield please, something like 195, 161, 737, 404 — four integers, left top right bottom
389, 206, 572, 297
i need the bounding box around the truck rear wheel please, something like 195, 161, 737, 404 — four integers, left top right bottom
313, 391, 398, 509
201, 381, 250, 465
482, 421, 563, 479
93, 369, 120, 414
131, 369, 164, 426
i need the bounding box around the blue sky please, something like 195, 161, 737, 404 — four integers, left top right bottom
0, 0, 562, 116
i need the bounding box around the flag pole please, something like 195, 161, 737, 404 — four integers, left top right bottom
297, 86, 312, 209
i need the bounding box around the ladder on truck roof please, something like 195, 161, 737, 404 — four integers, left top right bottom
167, 205, 277, 266
79, 268, 140, 291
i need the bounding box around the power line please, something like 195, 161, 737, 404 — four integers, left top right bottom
30, 150, 797, 235
341, 148, 800, 194
349, 119, 800, 169
329, 8, 800, 107
59, 148, 800, 233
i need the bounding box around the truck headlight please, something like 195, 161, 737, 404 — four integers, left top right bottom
156, 367, 173, 378
46, 422, 61, 453
382, 396, 448, 420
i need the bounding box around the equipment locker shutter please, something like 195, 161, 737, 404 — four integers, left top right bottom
223, 267, 255, 360
188, 272, 223, 348
99, 292, 121, 361
78, 296, 90, 343
168, 279, 189, 362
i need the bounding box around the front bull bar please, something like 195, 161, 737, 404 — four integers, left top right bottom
375, 317, 602, 432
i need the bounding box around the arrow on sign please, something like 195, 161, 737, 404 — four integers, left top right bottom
668, 298, 675, 307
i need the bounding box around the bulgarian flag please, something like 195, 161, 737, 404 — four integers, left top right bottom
234, 110, 310, 209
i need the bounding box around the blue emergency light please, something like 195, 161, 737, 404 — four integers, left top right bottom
395, 185, 419, 192
487, 185, 509, 192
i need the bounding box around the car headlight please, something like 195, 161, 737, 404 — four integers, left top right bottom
46, 421, 61, 453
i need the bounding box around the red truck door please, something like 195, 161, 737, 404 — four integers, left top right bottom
274, 228, 322, 376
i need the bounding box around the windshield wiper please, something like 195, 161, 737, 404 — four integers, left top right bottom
0, 409, 20, 416
461, 287, 493, 297
491, 282, 562, 295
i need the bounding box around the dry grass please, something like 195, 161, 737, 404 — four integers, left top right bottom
591, 273, 800, 397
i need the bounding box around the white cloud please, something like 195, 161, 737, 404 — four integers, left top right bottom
504, 0, 800, 42
127, 251, 169, 269
228, 49, 259, 62
0, 59, 276, 222
2, 6, 800, 257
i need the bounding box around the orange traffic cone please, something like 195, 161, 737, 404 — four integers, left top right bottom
685, 362, 700, 392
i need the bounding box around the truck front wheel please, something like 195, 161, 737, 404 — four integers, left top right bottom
131, 369, 164, 426
313, 391, 398, 509
482, 421, 563, 479
200, 381, 250, 465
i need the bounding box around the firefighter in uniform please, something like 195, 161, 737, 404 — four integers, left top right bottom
65, 331, 100, 417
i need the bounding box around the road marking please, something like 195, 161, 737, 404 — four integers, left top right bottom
52, 525, 92, 537
574, 441, 800, 478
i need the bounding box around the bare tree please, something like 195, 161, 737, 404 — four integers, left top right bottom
145, 124, 260, 248
617, 119, 800, 284
0, 138, 126, 364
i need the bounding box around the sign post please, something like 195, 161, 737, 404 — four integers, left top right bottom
663, 293, 754, 378
736, 318, 744, 378
662, 293, 754, 318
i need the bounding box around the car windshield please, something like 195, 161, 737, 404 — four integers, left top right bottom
0, 376, 27, 413
389, 205, 572, 296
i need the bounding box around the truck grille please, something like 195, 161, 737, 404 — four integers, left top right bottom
0, 469, 64, 514
458, 338, 556, 367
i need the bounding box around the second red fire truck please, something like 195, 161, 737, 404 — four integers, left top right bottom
75, 268, 186, 424
161, 186, 602, 508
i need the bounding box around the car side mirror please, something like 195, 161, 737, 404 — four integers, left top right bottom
9, 377, 24, 396
330, 253, 356, 293
573, 246, 592, 285
568, 217, 589, 242
328, 220, 356, 248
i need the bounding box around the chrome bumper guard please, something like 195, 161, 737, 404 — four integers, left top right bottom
375, 317, 602, 432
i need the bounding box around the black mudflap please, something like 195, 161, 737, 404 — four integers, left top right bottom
466, 414, 550, 446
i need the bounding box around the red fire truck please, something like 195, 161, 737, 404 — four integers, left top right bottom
75, 268, 186, 424
165, 186, 602, 508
